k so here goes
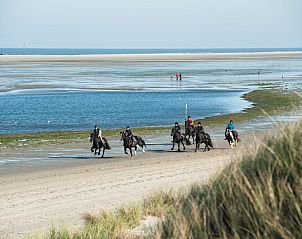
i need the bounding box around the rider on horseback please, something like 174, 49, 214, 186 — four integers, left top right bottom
196, 122, 204, 133
93, 125, 103, 144
185, 116, 194, 135
225, 120, 236, 140
174, 122, 181, 132
125, 126, 135, 142
187, 116, 194, 127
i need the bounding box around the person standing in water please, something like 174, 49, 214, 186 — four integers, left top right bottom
179, 73, 182, 80
176, 73, 179, 80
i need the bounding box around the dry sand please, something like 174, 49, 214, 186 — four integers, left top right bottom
0, 133, 261, 239
1, 51, 302, 63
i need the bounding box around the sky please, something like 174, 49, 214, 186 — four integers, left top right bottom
0, 0, 301, 48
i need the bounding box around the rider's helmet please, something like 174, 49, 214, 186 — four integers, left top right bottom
175, 122, 179, 126
230, 119, 233, 123
126, 126, 130, 130
198, 122, 201, 126
187, 116, 191, 119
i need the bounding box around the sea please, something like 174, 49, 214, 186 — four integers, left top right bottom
0, 48, 302, 135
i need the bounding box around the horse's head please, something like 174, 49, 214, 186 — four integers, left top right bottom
90, 133, 94, 142
120, 131, 125, 141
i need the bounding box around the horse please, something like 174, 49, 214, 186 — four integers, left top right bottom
185, 125, 196, 145
171, 128, 186, 152
195, 130, 213, 152
225, 129, 240, 148
90, 133, 111, 157
120, 132, 146, 157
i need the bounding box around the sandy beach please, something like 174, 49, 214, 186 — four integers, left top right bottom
0, 129, 264, 239
1, 51, 302, 63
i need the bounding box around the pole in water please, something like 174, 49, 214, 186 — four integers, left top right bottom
185, 104, 188, 119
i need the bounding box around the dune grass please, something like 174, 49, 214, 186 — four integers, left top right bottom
154, 120, 302, 239
32, 191, 177, 239
1, 89, 301, 149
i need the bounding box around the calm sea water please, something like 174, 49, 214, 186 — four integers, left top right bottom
0, 48, 302, 134
1, 48, 302, 55
0, 90, 249, 134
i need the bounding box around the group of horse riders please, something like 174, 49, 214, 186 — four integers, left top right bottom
90, 116, 239, 157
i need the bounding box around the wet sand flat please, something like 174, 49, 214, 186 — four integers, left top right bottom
1, 51, 302, 63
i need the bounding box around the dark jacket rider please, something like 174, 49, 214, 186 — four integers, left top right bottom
196, 122, 204, 133
125, 126, 136, 143
174, 122, 181, 132
93, 125, 103, 144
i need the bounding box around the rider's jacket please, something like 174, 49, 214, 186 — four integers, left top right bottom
226, 123, 235, 131
125, 129, 133, 137
174, 125, 181, 132
196, 125, 204, 132
187, 118, 194, 126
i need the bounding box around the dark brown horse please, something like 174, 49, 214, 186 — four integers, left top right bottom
185, 125, 196, 145
120, 132, 146, 157
195, 131, 213, 152
171, 128, 186, 152
90, 133, 110, 157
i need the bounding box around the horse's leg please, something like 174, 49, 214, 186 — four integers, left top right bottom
124, 146, 128, 154
181, 141, 186, 151
91, 146, 94, 152
134, 146, 137, 155
129, 148, 133, 157
98, 147, 101, 155
195, 142, 198, 152
177, 142, 180, 152
171, 140, 175, 150
101, 148, 105, 158
230, 140, 234, 148
139, 142, 145, 153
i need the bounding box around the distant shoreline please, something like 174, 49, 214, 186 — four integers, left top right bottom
1, 51, 302, 62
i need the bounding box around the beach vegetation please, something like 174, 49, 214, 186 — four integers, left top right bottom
154, 120, 302, 238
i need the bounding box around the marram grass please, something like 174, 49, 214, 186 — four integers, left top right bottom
154, 121, 302, 239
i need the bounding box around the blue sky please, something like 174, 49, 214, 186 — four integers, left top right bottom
0, 0, 301, 48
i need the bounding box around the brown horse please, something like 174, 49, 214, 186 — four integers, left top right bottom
171, 128, 186, 152
90, 133, 111, 157
120, 132, 146, 157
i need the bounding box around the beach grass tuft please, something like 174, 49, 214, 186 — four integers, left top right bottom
154, 120, 302, 238
142, 190, 177, 218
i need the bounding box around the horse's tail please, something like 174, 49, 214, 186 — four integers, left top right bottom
102, 137, 111, 150
205, 133, 214, 148
135, 136, 146, 148
209, 139, 214, 148
185, 138, 191, 145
